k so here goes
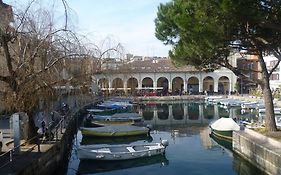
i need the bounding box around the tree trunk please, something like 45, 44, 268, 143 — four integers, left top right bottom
27, 112, 38, 144
262, 76, 277, 132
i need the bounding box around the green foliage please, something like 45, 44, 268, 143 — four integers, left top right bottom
155, 0, 281, 72
155, 0, 281, 131
249, 89, 262, 97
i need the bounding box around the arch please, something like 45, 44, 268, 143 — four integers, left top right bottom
127, 77, 138, 95
187, 77, 199, 95
142, 77, 153, 87
203, 76, 214, 95
218, 76, 230, 94
172, 77, 184, 95
112, 78, 124, 95
157, 77, 169, 96
98, 78, 109, 95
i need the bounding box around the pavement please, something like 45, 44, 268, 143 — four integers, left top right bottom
0, 116, 63, 174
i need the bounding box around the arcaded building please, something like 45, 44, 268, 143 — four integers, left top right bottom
93, 53, 240, 96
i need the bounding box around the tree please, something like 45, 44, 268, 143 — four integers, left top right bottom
155, 0, 281, 131
0, 0, 90, 142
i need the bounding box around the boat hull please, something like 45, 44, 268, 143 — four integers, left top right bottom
80, 124, 150, 137
211, 129, 233, 140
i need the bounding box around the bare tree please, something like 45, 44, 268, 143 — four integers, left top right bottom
0, 0, 88, 142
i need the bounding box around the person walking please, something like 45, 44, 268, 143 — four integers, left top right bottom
0, 131, 3, 153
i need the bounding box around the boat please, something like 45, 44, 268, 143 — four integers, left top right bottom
88, 112, 143, 125
77, 139, 169, 160
241, 101, 258, 109
80, 135, 153, 145
77, 155, 168, 174
210, 117, 240, 140
80, 124, 150, 137
258, 107, 281, 114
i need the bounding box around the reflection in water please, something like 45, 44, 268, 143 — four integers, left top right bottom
77, 155, 169, 174
209, 132, 232, 150
233, 153, 267, 175
138, 101, 259, 126
204, 104, 215, 119
172, 103, 184, 120
157, 103, 169, 120
188, 103, 199, 120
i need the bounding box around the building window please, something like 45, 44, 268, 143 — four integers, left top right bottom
270, 73, 279, 80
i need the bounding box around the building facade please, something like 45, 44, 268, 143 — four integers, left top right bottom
94, 54, 240, 96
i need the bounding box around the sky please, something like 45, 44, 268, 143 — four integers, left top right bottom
5, 0, 172, 57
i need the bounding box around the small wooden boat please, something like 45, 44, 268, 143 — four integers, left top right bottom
77, 139, 169, 160
89, 112, 143, 125
80, 124, 150, 137
210, 118, 240, 140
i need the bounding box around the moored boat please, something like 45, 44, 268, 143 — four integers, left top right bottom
80, 124, 150, 137
77, 139, 169, 160
89, 112, 143, 125
210, 118, 240, 140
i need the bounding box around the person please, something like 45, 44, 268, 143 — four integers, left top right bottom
0, 131, 3, 153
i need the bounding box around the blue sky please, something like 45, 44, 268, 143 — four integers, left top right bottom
5, 0, 171, 57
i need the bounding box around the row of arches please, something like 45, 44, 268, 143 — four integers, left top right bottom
98, 76, 231, 95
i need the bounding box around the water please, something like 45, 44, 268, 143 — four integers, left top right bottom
64, 100, 266, 175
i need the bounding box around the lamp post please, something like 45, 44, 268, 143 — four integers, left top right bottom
240, 78, 243, 95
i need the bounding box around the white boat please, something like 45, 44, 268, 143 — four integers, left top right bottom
258, 107, 281, 114
241, 101, 258, 109
210, 118, 240, 140
220, 99, 243, 107
77, 140, 169, 160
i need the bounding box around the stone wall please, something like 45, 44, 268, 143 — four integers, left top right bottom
233, 128, 281, 175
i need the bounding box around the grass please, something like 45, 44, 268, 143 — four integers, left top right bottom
252, 128, 281, 142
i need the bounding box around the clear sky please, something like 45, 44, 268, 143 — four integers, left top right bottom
5, 0, 172, 57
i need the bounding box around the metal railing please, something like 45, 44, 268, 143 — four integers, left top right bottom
0, 115, 67, 169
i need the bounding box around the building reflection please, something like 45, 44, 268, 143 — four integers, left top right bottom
137, 102, 231, 126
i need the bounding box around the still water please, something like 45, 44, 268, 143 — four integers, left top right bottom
64, 100, 266, 175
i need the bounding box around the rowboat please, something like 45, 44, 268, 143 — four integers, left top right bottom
80, 124, 150, 137
88, 112, 143, 125
210, 118, 240, 140
77, 139, 169, 160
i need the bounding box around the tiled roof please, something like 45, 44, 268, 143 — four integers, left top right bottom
101, 59, 199, 73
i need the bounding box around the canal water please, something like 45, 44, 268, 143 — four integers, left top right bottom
64, 100, 266, 175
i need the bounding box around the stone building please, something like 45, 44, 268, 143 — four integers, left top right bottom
94, 53, 241, 96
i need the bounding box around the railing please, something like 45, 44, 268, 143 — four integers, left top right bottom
0, 115, 67, 170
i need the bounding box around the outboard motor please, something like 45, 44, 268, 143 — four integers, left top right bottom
161, 139, 169, 147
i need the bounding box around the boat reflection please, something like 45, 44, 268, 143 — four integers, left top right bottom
80, 135, 153, 145
76, 155, 169, 174
209, 132, 232, 151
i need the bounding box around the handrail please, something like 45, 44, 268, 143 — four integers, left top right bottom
0, 115, 68, 170
0, 135, 38, 169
